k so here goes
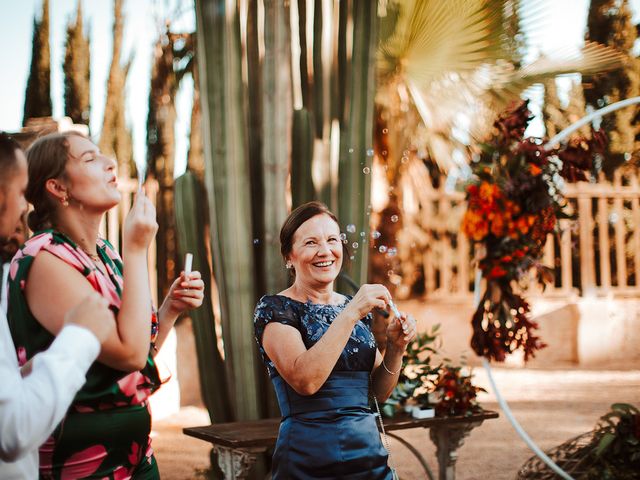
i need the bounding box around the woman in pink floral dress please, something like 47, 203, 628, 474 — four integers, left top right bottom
7, 132, 204, 479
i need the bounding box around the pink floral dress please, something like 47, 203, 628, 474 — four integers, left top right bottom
7, 230, 161, 479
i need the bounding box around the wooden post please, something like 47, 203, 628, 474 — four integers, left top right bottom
577, 188, 595, 293
597, 196, 611, 290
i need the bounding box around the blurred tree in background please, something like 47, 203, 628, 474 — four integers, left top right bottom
23, 0, 52, 124
63, 1, 90, 128
99, 0, 134, 176
584, 0, 640, 176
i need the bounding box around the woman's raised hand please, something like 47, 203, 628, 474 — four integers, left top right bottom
386, 311, 417, 352
162, 270, 205, 316
123, 189, 158, 254
343, 284, 391, 321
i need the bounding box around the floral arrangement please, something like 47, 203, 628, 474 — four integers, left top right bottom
382, 326, 486, 418
433, 365, 485, 417
461, 101, 606, 362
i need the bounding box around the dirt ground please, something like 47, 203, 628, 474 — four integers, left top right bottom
151, 367, 639, 479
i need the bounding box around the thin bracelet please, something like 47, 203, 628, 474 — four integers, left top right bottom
382, 358, 401, 375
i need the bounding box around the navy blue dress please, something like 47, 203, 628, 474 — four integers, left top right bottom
254, 294, 393, 480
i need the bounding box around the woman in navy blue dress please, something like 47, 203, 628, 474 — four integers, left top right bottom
254, 201, 417, 479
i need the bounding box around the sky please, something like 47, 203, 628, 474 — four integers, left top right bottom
0, 0, 639, 175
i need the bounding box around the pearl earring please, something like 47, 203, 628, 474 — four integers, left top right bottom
61, 196, 69, 207
285, 262, 292, 269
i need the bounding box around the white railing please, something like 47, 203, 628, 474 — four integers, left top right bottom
400, 163, 640, 300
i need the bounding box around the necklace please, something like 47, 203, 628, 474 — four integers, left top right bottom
81, 248, 100, 262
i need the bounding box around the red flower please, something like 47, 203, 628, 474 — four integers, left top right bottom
489, 266, 507, 278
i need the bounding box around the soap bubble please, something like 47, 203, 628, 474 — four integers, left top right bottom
378, 245, 387, 253
391, 215, 399, 223
362, 166, 370, 174
346, 224, 356, 233
352, 242, 359, 249
371, 230, 381, 240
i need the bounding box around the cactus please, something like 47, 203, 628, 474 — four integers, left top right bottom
291, 108, 315, 207
338, 1, 378, 286
194, 0, 262, 422
174, 171, 232, 423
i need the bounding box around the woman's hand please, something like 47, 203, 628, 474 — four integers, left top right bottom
386, 311, 417, 353
161, 271, 205, 317
123, 189, 158, 254
342, 284, 391, 322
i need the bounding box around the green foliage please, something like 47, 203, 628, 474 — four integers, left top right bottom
99, 0, 133, 176
586, 403, 640, 479
174, 172, 232, 423
23, 0, 52, 124
63, 1, 90, 126
584, 0, 640, 176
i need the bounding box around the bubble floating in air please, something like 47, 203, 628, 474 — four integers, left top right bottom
366, 148, 374, 156
346, 224, 356, 233
352, 242, 359, 249
391, 215, 399, 223
253, 239, 260, 245
362, 166, 370, 174
378, 245, 387, 253
371, 230, 381, 240
387, 247, 397, 257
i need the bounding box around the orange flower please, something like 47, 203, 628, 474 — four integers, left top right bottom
529, 163, 542, 176
516, 216, 530, 234
462, 210, 489, 241
490, 214, 505, 236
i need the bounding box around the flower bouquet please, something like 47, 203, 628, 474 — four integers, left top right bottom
433, 365, 485, 417
462, 100, 606, 362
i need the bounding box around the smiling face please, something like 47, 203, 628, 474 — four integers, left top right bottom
287, 213, 344, 290
59, 135, 121, 212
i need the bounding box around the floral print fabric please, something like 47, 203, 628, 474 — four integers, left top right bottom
254, 294, 378, 378
7, 230, 161, 479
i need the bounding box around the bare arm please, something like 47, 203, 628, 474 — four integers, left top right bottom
25, 252, 149, 371
263, 285, 391, 396
370, 312, 417, 402
154, 271, 204, 354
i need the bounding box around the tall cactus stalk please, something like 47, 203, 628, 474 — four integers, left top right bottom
338, 1, 378, 286
195, 0, 262, 421
291, 108, 315, 207
262, 0, 292, 295
174, 172, 232, 423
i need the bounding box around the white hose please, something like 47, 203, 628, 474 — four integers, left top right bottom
475, 96, 640, 479
544, 96, 640, 149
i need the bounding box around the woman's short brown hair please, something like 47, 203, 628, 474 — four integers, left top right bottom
279, 201, 350, 267
25, 131, 84, 232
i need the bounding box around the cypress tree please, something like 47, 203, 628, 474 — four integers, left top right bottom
99, 0, 133, 176
23, 0, 52, 124
583, 0, 640, 175
64, 1, 91, 127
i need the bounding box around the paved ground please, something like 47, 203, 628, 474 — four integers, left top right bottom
151, 367, 640, 479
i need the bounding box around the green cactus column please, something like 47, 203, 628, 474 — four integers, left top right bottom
194, 0, 261, 421
338, 1, 378, 286
174, 171, 232, 423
